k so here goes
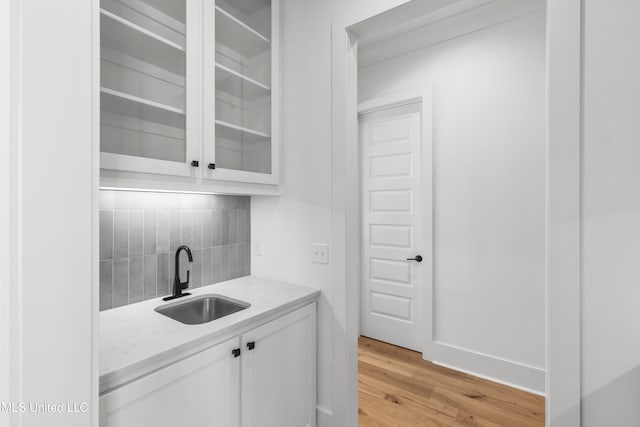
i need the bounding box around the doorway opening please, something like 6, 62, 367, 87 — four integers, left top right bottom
353, 1, 548, 425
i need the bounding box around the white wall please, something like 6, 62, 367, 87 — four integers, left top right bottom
0, 1, 14, 426
582, 0, 640, 425
251, 0, 412, 424
358, 12, 546, 385
1, 0, 95, 426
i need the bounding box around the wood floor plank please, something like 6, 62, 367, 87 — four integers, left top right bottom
358, 337, 545, 427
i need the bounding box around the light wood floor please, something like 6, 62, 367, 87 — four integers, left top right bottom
358, 336, 545, 427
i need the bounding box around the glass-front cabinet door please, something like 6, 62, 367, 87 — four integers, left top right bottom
99, 0, 200, 177
203, 0, 278, 184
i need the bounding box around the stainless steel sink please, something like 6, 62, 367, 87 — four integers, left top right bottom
155, 294, 250, 325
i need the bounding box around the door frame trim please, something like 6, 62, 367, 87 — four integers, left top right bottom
331, 1, 582, 425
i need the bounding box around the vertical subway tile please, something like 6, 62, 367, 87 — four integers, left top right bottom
211, 246, 221, 284
237, 209, 247, 243
245, 243, 251, 275
240, 243, 250, 276
220, 196, 232, 210
208, 194, 221, 209
157, 253, 170, 297
144, 255, 157, 299
114, 191, 130, 210
168, 252, 176, 292
113, 210, 129, 259
181, 210, 193, 247
221, 210, 230, 245
229, 244, 239, 279
192, 249, 202, 288
232, 196, 243, 209
236, 244, 244, 277
99, 260, 113, 311
129, 256, 143, 304
129, 209, 144, 257
202, 247, 212, 286
168, 193, 182, 209
144, 209, 157, 255
212, 210, 222, 246
180, 194, 198, 209
129, 192, 143, 209
198, 194, 209, 209
132, 192, 157, 209
99, 191, 115, 210
229, 210, 238, 244
99, 210, 113, 260
157, 209, 170, 253
170, 209, 181, 251
179, 250, 190, 284
113, 258, 129, 308
203, 209, 213, 248
192, 210, 203, 250
245, 207, 251, 243
220, 245, 230, 281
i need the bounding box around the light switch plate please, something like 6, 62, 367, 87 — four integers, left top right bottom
312, 243, 329, 264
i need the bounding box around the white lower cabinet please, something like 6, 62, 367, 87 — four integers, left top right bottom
100, 337, 241, 427
241, 303, 316, 427
99, 303, 316, 427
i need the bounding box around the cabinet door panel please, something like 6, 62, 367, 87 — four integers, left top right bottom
99, 0, 200, 177
100, 337, 240, 427
241, 304, 316, 427
203, 0, 279, 184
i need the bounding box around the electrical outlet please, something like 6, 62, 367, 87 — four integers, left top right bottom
312, 243, 329, 264
254, 241, 263, 256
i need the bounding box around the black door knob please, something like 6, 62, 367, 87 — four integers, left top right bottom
406, 255, 423, 262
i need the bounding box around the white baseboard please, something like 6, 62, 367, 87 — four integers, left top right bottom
428, 341, 546, 395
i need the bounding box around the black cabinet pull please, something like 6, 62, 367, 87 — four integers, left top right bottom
191, 160, 199, 167
406, 255, 423, 262
208, 163, 216, 170
232, 348, 241, 358
247, 341, 256, 351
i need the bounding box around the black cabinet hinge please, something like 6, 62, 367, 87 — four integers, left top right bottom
191, 160, 199, 167
232, 348, 241, 358
208, 163, 216, 170
247, 341, 256, 351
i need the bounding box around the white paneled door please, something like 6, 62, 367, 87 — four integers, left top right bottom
360, 102, 424, 352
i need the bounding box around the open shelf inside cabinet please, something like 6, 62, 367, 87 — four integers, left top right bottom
215, 63, 270, 101
215, 5, 270, 59
212, 0, 273, 176
100, 9, 185, 75
100, 0, 188, 166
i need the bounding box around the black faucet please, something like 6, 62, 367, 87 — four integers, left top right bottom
163, 245, 193, 301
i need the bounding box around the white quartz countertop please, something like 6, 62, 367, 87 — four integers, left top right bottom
100, 276, 320, 393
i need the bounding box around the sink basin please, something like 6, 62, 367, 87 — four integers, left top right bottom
155, 294, 250, 325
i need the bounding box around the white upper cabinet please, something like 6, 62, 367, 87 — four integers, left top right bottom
99, 0, 200, 177
99, 0, 279, 191
203, 0, 278, 185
